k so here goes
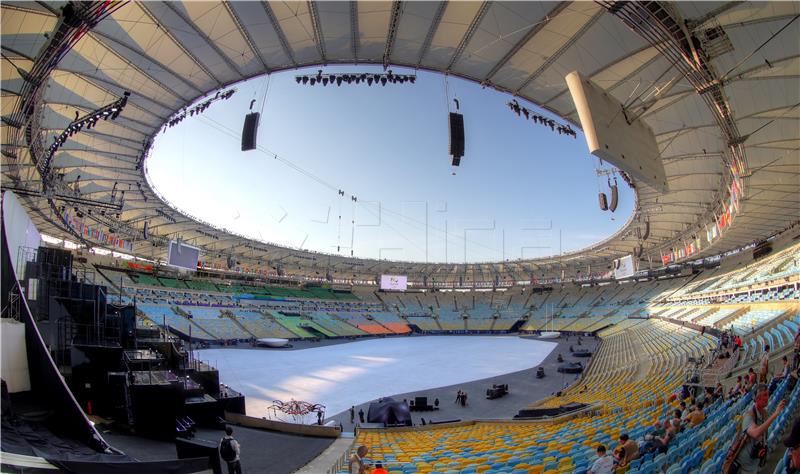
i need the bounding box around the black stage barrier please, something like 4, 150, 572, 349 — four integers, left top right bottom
515, 402, 589, 419
43, 452, 210, 474
176, 437, 222, 474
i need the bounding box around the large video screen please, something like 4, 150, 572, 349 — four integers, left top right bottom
380, 275, 407, 291
613, 254, 636, 280
167, 240, 200, 271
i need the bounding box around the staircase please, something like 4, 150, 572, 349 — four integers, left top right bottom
221, 310, 257, 339
713, 306, 750, 329
691, 307, 718, 323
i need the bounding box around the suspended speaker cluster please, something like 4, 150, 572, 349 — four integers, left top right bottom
507, 100, 577, 138
295, 70, 416, 87
598, 178, 619, 212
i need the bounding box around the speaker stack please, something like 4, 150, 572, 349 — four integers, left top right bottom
598, 192, 608, 211
449, 112, 464, 166
608, 184, 618, 212
241, 112, 260, 151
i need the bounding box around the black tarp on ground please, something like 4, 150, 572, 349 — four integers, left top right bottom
515, 402, 589, 418
557, 362, 584, 374
367, 398, 412, 426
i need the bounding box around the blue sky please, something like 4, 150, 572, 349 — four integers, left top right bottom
147, 65, 634, 264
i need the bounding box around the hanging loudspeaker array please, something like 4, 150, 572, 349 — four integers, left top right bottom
608, 184, 618, 212
598, 192, 608, 211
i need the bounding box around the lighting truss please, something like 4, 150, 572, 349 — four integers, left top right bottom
164, 88, 236, 129
42, 91, 131, 177
507, 100, 577, 139
295, 70, 417, 87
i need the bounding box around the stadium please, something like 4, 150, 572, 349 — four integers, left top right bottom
1, 1, 799, 473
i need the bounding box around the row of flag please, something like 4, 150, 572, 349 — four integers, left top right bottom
662, 161, 744, 265
63, 212, 134, 252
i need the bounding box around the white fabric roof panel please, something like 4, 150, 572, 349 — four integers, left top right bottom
2, 0, 798, 280
316, 1, 355, 60
226, 2, 292, 69
390, 2, 443, 66
271, 2, 320, 66
355, 2, 392, 61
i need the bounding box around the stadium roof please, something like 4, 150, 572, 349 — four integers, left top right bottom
2, 1, 798, 283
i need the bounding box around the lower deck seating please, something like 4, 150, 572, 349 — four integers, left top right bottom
231, 310, 295, 339
308, 312, 366, 337
350, 318, 800, 474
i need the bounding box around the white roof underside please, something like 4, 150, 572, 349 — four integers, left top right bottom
2, 1, 798, 282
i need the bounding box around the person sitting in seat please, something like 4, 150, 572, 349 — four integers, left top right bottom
588, 445, 616, 474
730, 376, 744, 399
771, 356, 791, 392
687, 403, 705, 428
613, 433, 639, 467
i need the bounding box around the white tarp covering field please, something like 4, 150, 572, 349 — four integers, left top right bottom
200, 336, 556, 419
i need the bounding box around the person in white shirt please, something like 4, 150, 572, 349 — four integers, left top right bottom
349, 445, 369, 474
588, 445, 616, 474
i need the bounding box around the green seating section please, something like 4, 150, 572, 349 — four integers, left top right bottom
184, 280, 219, 291
158, 277, 186, 289
134, 274, 162, 287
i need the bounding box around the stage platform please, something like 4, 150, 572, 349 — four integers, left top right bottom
101, 425, 334, 474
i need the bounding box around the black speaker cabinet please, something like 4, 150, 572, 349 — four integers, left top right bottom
241, 112, 260, 151
598, 192, 608, 211
449, 112, 464, 161
609, 184, 618, 212
175, 437, 221, 474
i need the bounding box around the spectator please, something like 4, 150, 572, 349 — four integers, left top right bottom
671, 409, 684, 431
349, 445, 369, 474
714, 382, 724, 400
219, 426, 242, 474
358, 408, 365, 423
371, 462, 389, 474
794, 328, 800, 370
760, 345, 771, 383
776, 356, 791, 381
783, 418, 800, 474
746, 368, 757, 391
730, 376, 744, 398
735, 384, 786, 473
350, 406, 355, 423
588, 444, 616, 474
687, 404, 705, 428
613, 433, 639, 467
